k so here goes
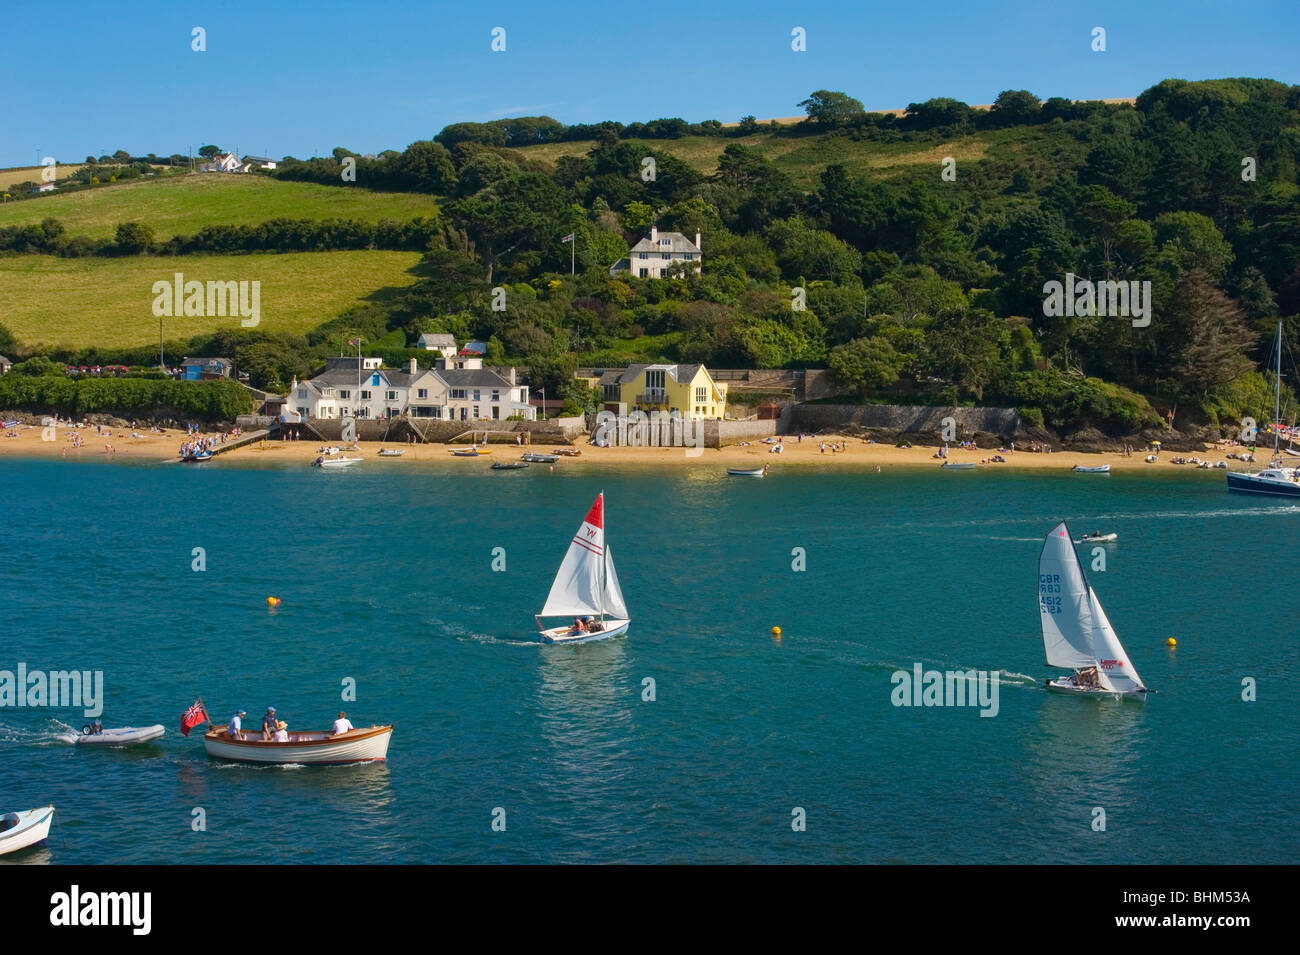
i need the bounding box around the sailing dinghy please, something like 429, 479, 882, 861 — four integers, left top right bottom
1039, 522, 1148, 701
535, 492, 630, 644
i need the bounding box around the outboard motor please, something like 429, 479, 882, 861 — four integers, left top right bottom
82, 719, 104, 736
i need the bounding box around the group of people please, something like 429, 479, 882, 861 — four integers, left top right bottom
226, 707, 355, 742
569, 615, 606, 636
819, 441, 847, 453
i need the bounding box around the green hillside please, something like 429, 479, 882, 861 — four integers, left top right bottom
0, 251, 423, 349
0, 173, 438, 240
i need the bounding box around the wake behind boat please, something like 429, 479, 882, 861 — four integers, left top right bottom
0, 806, 54, 856
203, 724, 393, 764
1039, 522, 1148, 701
535, 492, 630, 644
1078, 531, 1118, 543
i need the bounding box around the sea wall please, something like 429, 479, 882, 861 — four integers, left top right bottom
788, 404, 1021, 437
704, 419, 777, 447
300, 415, 587, 444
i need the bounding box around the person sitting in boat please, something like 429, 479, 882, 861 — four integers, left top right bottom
261, 707, 278, 741
272, 720, 289, 743
228, 709, 246, 740
570, 617, 587, 635
585, 615, 603, 633
331, 711, 353, 736
1077, 667, 1099, 688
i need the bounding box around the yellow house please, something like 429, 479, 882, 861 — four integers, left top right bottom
597, 363, 727, 419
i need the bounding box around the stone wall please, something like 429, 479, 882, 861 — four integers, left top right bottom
705, 419, 777, 447
788, 404, 1021, 437
303, 415, 587, 444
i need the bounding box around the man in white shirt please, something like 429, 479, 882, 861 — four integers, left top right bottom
331, 711, 354, 736
228, 709, 246, 740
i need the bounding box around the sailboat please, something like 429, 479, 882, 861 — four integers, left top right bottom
1227, 320, 1300, 496
535, 492, 630, 644
1038, 522, 1148, 701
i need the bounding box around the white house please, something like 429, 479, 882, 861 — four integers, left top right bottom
287, 356, 534, 422
242, 155, 277, 170
416, 333, 458, 359
610, 226, 702, 279
201, 152, 251, 174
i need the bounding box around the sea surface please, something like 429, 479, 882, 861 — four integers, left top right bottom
1, 457, 1295, 864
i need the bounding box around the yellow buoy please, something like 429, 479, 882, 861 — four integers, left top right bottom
267, 596, 279, 607
771, 626, 782, 636
1166, 637, 1176, 647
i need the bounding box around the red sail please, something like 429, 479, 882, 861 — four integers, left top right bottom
583, 493, 603, 530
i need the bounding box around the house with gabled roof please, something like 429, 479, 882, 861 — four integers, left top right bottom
416, 333, 458, 359
609, 226, 702, 279
597, 363, 726, 419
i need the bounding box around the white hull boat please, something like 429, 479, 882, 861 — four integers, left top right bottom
0, 806, 55, 856
377, 448, 405, 457
535, 492, 630, 644
941, 461, 976, 469
727, 467, 767, 477
1078, 532, 1118, 543
315, 456, 362, 469
204, 724, 393, 764
1073, 465, 1110, 473
1039, 521, 1148, 701
76, 724, 165, 747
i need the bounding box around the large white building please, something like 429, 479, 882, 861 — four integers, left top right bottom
609, 226, 702, 279
287, 355, 534, 422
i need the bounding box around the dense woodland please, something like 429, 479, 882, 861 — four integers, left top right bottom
4, 79, 1300, 431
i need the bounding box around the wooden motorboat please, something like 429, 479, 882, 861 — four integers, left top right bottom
75, 724, 165, 747
521, 452, 559, 463
491, 461, 529, 470
0, 806, 54, 856
203, 724, 393, 765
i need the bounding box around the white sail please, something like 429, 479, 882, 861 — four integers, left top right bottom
603, 544, 628, 620
540, 495, 607, 618
1088, 589, 1145, 693
1039, 522, 1096, 669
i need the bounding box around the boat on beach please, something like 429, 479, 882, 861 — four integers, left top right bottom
521, 452, 559, 463
203, 724, 393, 765
1073, 464, 1110, 473
0, 806, 55, 856
491, 460, 529, 470
552, 448, 581, 457
450, 447, 490, 457
535, 492, 630, 644
727, 466, 767, 477
377, 448, 406, 457
1039, 521, 1148, 701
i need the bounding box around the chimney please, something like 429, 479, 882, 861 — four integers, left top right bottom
650, 225, 657, 243
695, 231, 701, 251
408, 358, 418, 375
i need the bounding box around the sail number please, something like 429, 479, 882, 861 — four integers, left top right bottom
1039, 574, 1062, 614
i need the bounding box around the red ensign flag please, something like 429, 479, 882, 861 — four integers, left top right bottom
180, 700, 208, 736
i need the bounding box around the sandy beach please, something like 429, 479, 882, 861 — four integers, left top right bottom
0, 421, 1263, 475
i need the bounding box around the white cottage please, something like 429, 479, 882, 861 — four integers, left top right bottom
610, 226, 702, 279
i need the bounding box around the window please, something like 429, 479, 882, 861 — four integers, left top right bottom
639, 268, 648, 278
431, 408, 441, 419
638, 252, 648, 260
297, 388, 306, 398
491, 390, 499, 402
472, 405, 479, 418
386, 390, 397, 400
646, 369, 666, 390
659, 238, 671, 246
472, 389, 480, 401
450, 389, 467, 400
696, 386, 707, 402
339, 389, 350, 399
360, 390, 371, 399
662, 252, 671, 260
417, 388, 427, 399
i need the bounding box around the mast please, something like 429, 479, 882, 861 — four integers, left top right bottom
1274, 320, 1282, 459
598, 491, 606, 622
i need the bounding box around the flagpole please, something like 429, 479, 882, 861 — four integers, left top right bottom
571, 233, 575, 275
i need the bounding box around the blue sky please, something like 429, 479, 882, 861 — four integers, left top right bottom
2, 0, 1297, 168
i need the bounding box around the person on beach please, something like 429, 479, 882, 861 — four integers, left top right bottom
261, 707, 278, 740
332, 711, 353, 736
228, 710, 246, 740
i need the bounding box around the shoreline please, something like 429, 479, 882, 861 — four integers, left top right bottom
0, 422, 1268, 475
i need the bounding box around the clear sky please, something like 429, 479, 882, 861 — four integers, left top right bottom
2, 0, 1297, 167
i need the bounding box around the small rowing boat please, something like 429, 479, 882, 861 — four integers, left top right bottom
1073, 464, 1111, 473
491, 461, 529, 470
552, 448, 581, 457
74, 724, 165, 747
727, 467, 767, 477
521, 452, 559, 463
450, 447, 491, 457
203, 724, 393, 765
941, 461, 976, 470
0, 806, 54, 856
377, 448, 405, 457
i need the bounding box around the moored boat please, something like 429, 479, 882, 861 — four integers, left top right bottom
535, 492, 630, 644
491, 460, 529, 470
1228, 321, 1300, 496
203, 724, 393, 765
521, 452, 559, 463
727, 466, 767, 477
314, 455, 361, 468
941, 461, 976, 470
1073, 464, 1110, 473
0, 806, 55, 856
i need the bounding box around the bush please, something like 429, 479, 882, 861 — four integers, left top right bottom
0, 376, 253, 420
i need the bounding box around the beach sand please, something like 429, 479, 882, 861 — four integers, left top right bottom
0, 422, 1262, 475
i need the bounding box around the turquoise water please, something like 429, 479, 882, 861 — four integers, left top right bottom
1, 458, 1295, 863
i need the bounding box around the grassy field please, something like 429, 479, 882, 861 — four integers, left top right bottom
1, 164, 91, 191
0, 173, 439, 239
0, 251, 424, 349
